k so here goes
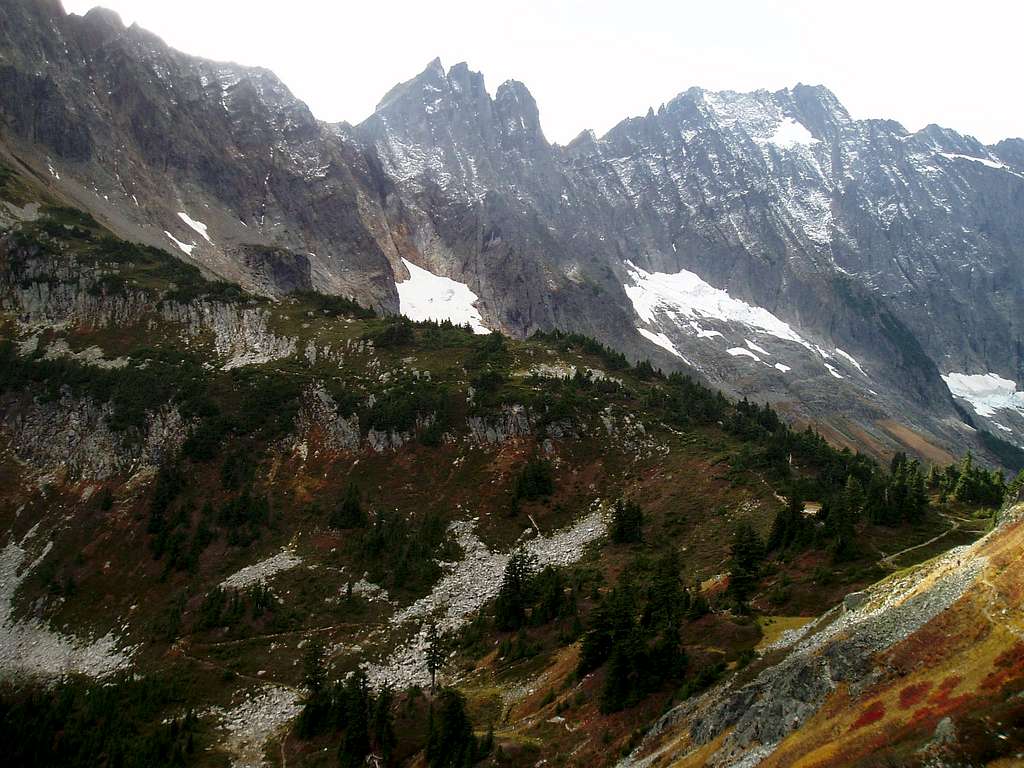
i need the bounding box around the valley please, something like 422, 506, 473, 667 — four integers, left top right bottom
1, 3, 1023, 766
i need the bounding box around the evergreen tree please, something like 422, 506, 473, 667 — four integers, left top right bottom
331, 482, 367, 529
494, 550, 534, 631
339, 671, 371, 768
577, 580, 637, 675
907, 464, 928, 522
642, 549, 684, 632
610, 498, 644, 543
844, 475, 865, 516
767, 494, 805, 551
531, 566, 571, 625
824, 496, 857, 562
1009, 470, 1024, 503
727, 520, 764, 609
425, 623, 446, 693
297, 640, 330, 737
686, 585, 709, 619
599, 644, 633, 714
427, 689, 477, 768
371, 683, 396, 762
864, 473, 889, 525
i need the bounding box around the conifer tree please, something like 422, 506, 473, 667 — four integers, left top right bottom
427, 689, 477, 768
494, 550, 534, 630
371, 682, 396, 762
425, 622, 447, 693
727, 520, 764, 609
610, 498, 644, 543
768, 494, 804, 551
1009, 470, 1024, 503
599, 644, 633, 714
339, 670, 371, 768
331, 482, 367, 529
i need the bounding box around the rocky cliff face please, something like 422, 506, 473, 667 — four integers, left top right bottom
0, 0, 399, 307
1, 0, 1022, 465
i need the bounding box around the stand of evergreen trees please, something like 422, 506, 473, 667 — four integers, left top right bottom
928, 453, 1007, 506
0, 674, 199, 768
493, 551, 577, 632
576, 551, 707, 713
353, 507, 454, 595
296, 644, 397, 767
146, 460, 275, 574
426, 688, 489, 768
511, 457, 555, 507
296, 642, 487, 768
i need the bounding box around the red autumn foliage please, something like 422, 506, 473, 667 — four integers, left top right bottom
899, 681, 932, 710
850, 700, 886, 730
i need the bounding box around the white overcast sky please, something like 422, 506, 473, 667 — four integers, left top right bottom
62, 0, 1022, 145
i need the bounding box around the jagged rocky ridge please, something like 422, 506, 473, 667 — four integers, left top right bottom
1, 0, 1022, 466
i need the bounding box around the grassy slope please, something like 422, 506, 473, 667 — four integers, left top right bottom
758, 507, 1024, 768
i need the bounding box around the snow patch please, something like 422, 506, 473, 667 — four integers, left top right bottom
177, 211, 213, 243
164, 231, 195, 256
835, 348, 867, 376
823, 362, 845, 380
696, 327, 723, 338
938, 153, 1007, 170
728, 347, 760, 361
942, 372, 1024, 418
745, 339, 769, 356
764, 117, 819, 149
623, 261, 810, 349
397, 258, 489, 334
637, 328, 690, 364
774, 363, 792, 373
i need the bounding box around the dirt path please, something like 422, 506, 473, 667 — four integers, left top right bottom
877, 515, 960, 570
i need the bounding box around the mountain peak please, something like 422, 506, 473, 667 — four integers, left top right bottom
494, 79, 546, 151
81, 6, 125, 30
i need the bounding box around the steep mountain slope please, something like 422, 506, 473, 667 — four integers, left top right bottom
623, 502, 1024, 768
0, 0, 401, 303
1, 160, 1015, 766
1, 2, 1022, 466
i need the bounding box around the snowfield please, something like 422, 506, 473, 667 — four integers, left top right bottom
942, 372, 1024, 418
397, 258, 489, 334
623, 261, 811, 349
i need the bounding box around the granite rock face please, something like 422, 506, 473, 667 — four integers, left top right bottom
2, 0, 1022, 463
